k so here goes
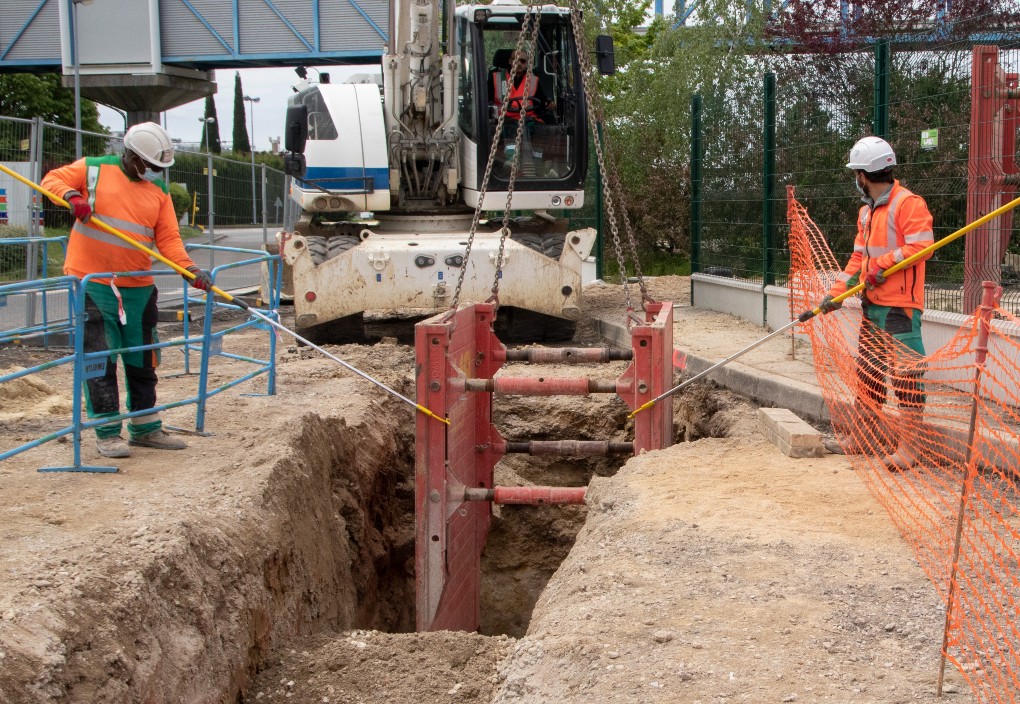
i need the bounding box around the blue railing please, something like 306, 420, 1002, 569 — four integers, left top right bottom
0, 236, 71, 347
0, 246, 281, 472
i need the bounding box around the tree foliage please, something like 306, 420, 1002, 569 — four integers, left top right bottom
0, 73, 107, 163
586, 0, 767, 262
769, 0, 1020, 52
232, 72, 251, 154
201, 95, 222, 154
0, 73, 102, 129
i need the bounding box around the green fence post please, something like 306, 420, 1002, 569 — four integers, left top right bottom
763, 73, 777, 327
763, 73, 776, 287
873, 39, 890, 138
690, 94, 702, 284
595, 122, 604, 280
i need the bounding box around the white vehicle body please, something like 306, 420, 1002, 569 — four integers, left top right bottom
278, 0, 606, 341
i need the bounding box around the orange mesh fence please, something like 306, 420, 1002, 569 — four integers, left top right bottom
787, 188, 1020, 702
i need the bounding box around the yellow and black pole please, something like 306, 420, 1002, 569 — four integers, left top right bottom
0, 163, 449, 425
628, 192, 1020, 419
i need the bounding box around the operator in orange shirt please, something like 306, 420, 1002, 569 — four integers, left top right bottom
818, 136, 934, 471
42, 122, 213, 459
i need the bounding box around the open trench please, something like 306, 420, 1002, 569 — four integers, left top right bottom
5, 353, 734, 703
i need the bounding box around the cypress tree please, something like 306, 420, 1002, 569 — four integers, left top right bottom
232, 72, 251, 154
201, 95, 222, 154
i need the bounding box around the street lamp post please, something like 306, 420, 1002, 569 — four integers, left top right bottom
199, 116, 215, 153
243, 95, 260, 225
71, 0, 93, 159
199, 117, 216, 260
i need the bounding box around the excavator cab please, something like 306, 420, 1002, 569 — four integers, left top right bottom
455, 3, 605, 210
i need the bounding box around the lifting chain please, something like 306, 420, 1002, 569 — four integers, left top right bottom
451, 7, 541, 311
567, 0, 652, 315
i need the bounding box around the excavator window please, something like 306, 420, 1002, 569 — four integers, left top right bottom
298, 87, 338, 141
457, 18, 477, 141
479, 19, 579, 182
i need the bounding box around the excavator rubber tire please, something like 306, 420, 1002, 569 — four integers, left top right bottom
306, 234, 360, 265
511, 232, 566, 260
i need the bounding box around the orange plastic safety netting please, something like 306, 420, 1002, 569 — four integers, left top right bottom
787, 187, 1020, 702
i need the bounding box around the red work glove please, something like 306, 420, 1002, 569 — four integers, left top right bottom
185, 266, 213, 291
67, 194, 92, 224
864, 264, 886, 290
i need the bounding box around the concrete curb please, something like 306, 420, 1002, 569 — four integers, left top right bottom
593, 317, 831, 424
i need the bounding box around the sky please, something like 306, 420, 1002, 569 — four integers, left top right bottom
96, 65, 378, 151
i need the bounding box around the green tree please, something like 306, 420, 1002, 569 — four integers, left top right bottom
232, 72, 251, 154
0, 73, 102, 128
0, 73, 106, 161
201, 95, 222, 154
593, 0, 767, 263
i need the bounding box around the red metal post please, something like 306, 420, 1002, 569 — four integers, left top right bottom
415, 304, 503, 632
965, 46, 1014, 314
617, 301, 674, 453
415, 301, 675, 632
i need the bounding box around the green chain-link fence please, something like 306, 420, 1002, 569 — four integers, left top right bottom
693, 15, 1020, 314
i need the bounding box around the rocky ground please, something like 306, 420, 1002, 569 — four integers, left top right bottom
0, 276, 974, 703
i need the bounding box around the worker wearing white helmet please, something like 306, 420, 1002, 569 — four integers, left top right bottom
42, 121, 213, 459
817, 136, 935, 471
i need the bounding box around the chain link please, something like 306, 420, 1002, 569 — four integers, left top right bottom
491, 9, 543, 298
451, 7, 540, 311
567, 1, 651, 310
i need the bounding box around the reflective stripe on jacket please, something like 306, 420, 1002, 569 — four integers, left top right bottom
828, 180, 934, 311
42, 155, 194, 287
493, 71, 542, 121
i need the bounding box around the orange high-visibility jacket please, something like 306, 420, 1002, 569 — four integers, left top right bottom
493, 71, 542, 122
828, 180, 934, 311
42, 155, 195, 287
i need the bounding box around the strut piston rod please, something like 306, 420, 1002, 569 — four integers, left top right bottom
499, 440, 633, 456
464, 378, 627, 395
463, 486, 587, 505
494, 348, 633, 364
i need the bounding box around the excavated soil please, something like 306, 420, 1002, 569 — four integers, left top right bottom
0, 276, 974, 703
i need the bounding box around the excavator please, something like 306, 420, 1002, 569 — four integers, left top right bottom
275, 0, 614, 343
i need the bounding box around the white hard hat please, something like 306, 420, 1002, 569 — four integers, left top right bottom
846, 136, 896, 172
123, 122, 175, 169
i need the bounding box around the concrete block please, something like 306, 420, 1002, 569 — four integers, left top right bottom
757, 407, 825, 458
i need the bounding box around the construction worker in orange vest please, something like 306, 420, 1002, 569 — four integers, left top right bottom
490, 48, 555, 161
818, 136, 934, 471
42, 122, 213, 459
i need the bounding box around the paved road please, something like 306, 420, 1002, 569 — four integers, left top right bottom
1, 227, 282, 339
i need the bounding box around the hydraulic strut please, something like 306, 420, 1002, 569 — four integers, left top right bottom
414, 301, 673, 632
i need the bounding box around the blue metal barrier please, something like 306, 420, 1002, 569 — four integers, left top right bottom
0, 247, 281, 473
0, 236, 70, 348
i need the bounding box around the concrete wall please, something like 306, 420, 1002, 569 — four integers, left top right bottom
691, 273, 764, 325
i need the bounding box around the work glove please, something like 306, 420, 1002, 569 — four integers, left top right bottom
67, 194, 92, 224
864, 264, 886, 290
818, 294, 842, 314
185, 266, 213, 292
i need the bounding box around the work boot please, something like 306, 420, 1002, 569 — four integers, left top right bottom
128, 428, 187, 450
96, 435, 132, 459
883, 407, 924, 471
833, 402, 894, 455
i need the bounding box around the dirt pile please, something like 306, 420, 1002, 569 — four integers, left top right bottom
248, 630, 513, 703
0, 367, 71, 423
0, 278, 975, 703
0, 339, 420, 703
491, 437, 975, 703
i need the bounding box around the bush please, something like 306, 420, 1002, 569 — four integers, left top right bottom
0, 225, 67, 280
169, 182, 191, 222
0, 224, 30, 276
